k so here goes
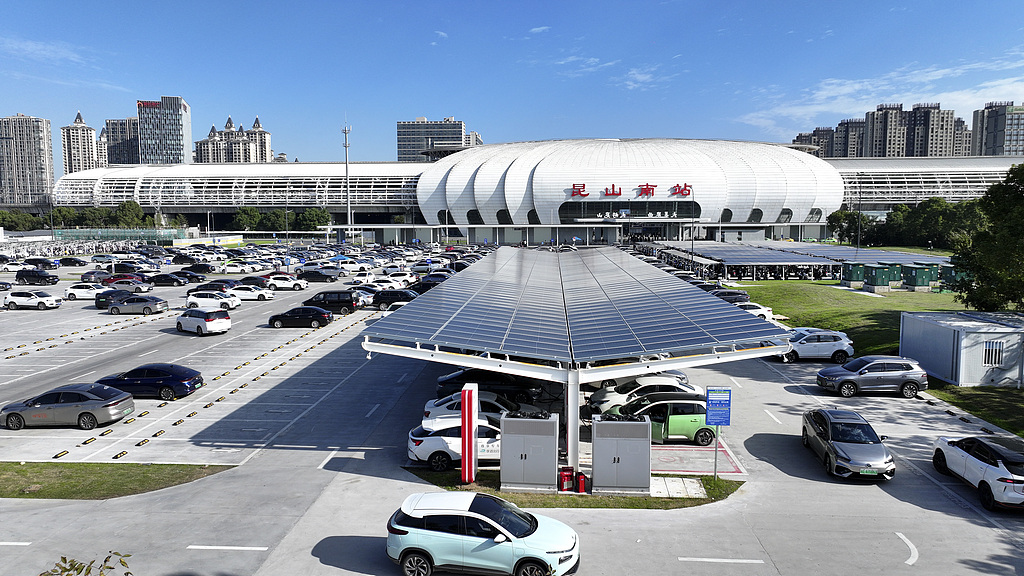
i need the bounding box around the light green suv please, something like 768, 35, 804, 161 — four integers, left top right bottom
605, 392, 715, 445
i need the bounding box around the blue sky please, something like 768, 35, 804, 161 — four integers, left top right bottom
4, 0, 1024, 177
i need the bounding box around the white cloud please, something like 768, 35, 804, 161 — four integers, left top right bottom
5, 71, 130, 92
434, 31, 448, 39
555, 55, 620, 78
614, 64, 677, 91
0, 36, 86, 64
529, 26, 551, 34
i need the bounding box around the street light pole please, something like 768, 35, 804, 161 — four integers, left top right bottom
343, 124, 351, 245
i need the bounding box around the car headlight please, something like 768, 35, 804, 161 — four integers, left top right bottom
833, 446, 850, 463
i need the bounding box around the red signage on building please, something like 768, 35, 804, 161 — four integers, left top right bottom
603, 184, 621, 196
637, 183, 657, 197
570, 183, 589, 197
669, 183, 693, 197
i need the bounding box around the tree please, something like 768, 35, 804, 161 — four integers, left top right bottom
0, 210, 43, 231
113, 201, 144, 228
48, 206, 78, 228
295, 207, 331, 231
826, 210, 870, 245
258, 209, 294, 231
232, 207, 262, 231
76, 207, 114, 227
169, 213, 189, 228
951, 164, 1024, 311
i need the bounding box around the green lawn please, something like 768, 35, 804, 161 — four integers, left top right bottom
0, 462, 231, 499
739, 280, 966, 355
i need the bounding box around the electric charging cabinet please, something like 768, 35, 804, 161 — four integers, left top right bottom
499, 413, 559, 493
591, 415, 652, 495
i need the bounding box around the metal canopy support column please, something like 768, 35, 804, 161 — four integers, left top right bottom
566, 369, 580, 470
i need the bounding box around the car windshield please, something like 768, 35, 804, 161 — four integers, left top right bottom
620, 395, 655, 415
830, 422, 881, 444
468, 493, 536, 538
614, 381, 642, 394
88, 385, 122, 400
492, 395, 518, 411
841, 358, 871, 372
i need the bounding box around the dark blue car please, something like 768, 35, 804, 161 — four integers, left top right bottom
96, 363, 204, 401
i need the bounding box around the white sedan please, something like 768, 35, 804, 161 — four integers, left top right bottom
422, 391, 542, 422
588, 375, 706, 413
228, 285, 275, 301
64, 283, 106, 301
387, 271, 419, 286
186, 291, 242, 310
220, 262, 253, 274
1, 261, 35, 272
736, 301, 774, 320
408, 416, 501, 471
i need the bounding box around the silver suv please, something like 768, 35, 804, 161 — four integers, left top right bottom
816, 355, 929, 398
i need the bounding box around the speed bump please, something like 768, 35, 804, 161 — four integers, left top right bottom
82, 437, 96, 445
152, 430, 165, 437
53, 451, 69, 459
99, 430, 113, 436
172, 419, 185, 426
112, 451, 128, 459
135, 439, 149, 447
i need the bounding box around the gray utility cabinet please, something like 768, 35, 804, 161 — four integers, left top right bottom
499, 414, 559, 493
591, 415, 651, 495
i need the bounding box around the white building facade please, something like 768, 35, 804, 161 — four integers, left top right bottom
0, 113, 54, 207
60, 112, 99, 175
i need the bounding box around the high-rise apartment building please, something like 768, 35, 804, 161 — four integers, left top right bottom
104, 118, 140, 164
0, 113, 54, 206
906, 104, 955, 157
194, 116, 272, 164
792, 127, 834, 158
865, 104, 907, 157
138, 96, 192, 164
396, 116, 482, 162
972, 101, 1024, 156
60, 112, 99, 175
95, 128, 109, 168
832, 119, 866, 158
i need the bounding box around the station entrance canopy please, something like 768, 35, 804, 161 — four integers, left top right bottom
361, 246, 791, 467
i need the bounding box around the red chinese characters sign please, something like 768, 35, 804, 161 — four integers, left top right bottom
669, 183, 692, 197
570, 182, 694, 198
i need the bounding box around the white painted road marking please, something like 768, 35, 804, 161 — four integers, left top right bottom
365, 403, 380, 418
0, 542, 31, 546
895, 532, 918, 565
139, 349, 159, 356
74, 370, 95, 379
764, 409, 782, 424
678, 557, 764, 564
317, 449, 339, 470
186, 545, 268, 551
728, 377, 743, 388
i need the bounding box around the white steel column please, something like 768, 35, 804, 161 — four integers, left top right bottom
566, 369, 580, 470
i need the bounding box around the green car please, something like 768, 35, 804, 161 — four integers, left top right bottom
605, 391, 715, 445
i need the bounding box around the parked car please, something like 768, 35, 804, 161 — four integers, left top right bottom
186, 291, 241, 310
96, 363, 204, 400
228, 285, 274, 301
91, 254, 118, 264
816, 355, 929, 398
588, 375, 705, 413
176, 306, 232, 336
207, 278, 243, 289
605, 391, 715, 445
240, 275, 271, 288
408, 416, 502, 471
302, 290, 362, 315
386, 271, 419, 286
172, 254, 200, 265
264, 274, 308, 291
779, 328, 855, 364
181, 263, 217, 274
23, 257, 58, 270
436, 369, 543, 404
268, 306, 334, 328
108, 295, 169, 315
422, 391, 542, 421
0, 281, 10, 291
371, 289, 419, 311
3, 290, 62, 310
297, 270, 338, 283
107, 279, 154, 293
101, 273, 144, 286
351, 271, 376, 284
64, 283, 106, 301
709, 289, 750, 303
58, 257, 89, 267
80, 269, 112, 283
220, 262, 252, 274
14, 269, 60, 285
1, 261, 35, 272
95, 289, 133, 309
932, 435, 1024, 510
736, 301, 773, 319
187, 282, 230, 295
802, 409, 895, 480
381, 301, 407, 317
1, 383, 135, 431
149, 273, 189, 286
386, 491, 581, 576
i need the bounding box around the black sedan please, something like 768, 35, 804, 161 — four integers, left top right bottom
95, 289, 133, 309
0, 281, 11, 291
172, 254, 200, 265
182, 263, 217, 274
96, 363, 204, 401
297, 270, 337, 283
240, 276, 271, 288
268, 306, 333, 328
436, 369, 543, 403
149, 273, 189, 286
173, 269, 206, 283
81, 270, 112, 283
187, 282, 230, 294
709, 289, 750, 303
208, 278, 243, 288
25, 257, 58, 269
59, 257, 89, 267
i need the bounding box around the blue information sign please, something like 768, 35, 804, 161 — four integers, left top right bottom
705, 387, 731, 426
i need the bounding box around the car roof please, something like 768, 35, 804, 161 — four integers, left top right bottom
820, 409, 868, 423
628, 391, 706, 403
184, 306, 227, 313
976, 436, 1024, 461
401, 492, 477, 517
631, 375, 684, 386
50, 383, 118, 394
136, 363, 199, 375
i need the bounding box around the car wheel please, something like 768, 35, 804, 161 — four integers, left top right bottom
176, 322, 184, 332
757, 314, 767, 319
379, 303, 389, 311
900, 383, 919, 398
273, 320, 283, 328
428, 452, 452, 472
932, 450, 951, 475
838, 382, 857, 398
174, 280, 182, 286
142, 307, 153, 315
268, 284, 278, 291
221, 303, 230, 310
135, 287, 143, 293
188, 303, 198, 308
5, 302, 16, 310
17, 278, 27, 285
831, 350, 849, 364
109, 307, 120, 315
782, 351, 798, 363
292, 284, 302, 291
801, 427, 810, 448
310, 320, 321, 328
67, 293, 77, 300
401, 552, 432, 576
694, 428, 715, 446
515, 561, 547, 576
37, 302, 46, 310
823, 454, 834, 476
979, 483, 997, 511
339, 307, 350, 316
258, 294, 266, 301
78, 413, 98, 431
6, 413, 25, 431
196, 325, 204, 336
601, 379, 616, 388
159, 387, 176, 401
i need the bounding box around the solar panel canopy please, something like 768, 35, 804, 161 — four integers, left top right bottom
363, 246, 789, 363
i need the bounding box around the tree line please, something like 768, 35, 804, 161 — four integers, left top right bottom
826, 197, 987, 251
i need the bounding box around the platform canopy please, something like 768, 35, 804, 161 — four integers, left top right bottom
362, 246, 790, 380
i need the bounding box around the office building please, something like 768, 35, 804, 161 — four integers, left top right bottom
972, 101, 1024, 156
138, 96, 192, 164
104, 118, 140, 164
0, 113, 54, 207
60, 112, 99, 175
194, 116, 271, 164
397, 116, 482, 162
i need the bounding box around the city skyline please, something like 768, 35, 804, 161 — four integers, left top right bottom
3, 1, 1024, 179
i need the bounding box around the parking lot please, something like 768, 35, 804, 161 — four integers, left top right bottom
2, 255, 1024, 575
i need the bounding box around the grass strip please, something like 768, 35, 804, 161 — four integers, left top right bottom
404, 468, 742, 509
0, 462, 232, 499
928, 384, 1024, 437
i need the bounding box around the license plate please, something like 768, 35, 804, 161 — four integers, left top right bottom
860, 469, 877, 475
123, 407, 134, 415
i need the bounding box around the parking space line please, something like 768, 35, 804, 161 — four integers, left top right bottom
895, 532, 918, 565
678, 557, 764, 564
73, 370, 95, 379
763, 409, 782, 424
728, 377, 743, 388
186, 545, 268, 551
365, 403, 380, 418
139, 349, 159, 356
0, 542, 32, 546
317, 449, 339, 470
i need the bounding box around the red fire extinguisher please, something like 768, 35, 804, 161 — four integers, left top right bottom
576, 471, 587, 493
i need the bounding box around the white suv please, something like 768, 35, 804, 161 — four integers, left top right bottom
265, 274, 308, 291
4, 290, 63, 310
186, 291, 241, 310
779, 327, 854, 364
176, 306, 231, 336
933, 435, 1024, 511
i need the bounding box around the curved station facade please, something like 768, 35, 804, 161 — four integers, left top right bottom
53, 138, 1021, 245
